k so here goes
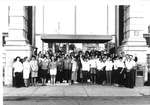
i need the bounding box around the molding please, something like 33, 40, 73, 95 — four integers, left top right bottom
9, 16, 28, 21
123, 50, 147, 52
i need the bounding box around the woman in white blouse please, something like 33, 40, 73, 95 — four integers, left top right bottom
96, 57, 105, 84
12, 56, 23, 87
80, 56, 90, 83
105, 57, 113, 85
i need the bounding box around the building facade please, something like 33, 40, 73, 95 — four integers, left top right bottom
3, 6, 36, 86
115, 5, 150, 81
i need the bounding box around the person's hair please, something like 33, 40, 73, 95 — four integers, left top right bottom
13, 56, 20, 62
43, 55, 47, 58
14, 56, 21, 62
23, 57, 28, 62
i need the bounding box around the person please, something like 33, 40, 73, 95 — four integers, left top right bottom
23, 57, 31, 87
89, 55, 97, 84
125, 55, 136, 88
112, 57, 119, 86
80, 56, 90, 83
63, 55, 72, 83
105, 57, 113, 85
117, 57, 125, 86
71, 56, 78, 84
37, 53, 43, 83
12, 56, 23, 88
49, 56, 57, 85
41, 55, 49, 86
30, 56, 39, 86
56, 57, 64, 83
96, 57, 105, 84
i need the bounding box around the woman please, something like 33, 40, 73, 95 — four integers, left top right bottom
23, 57, 31, 87
105, 57, 113, 85
12, 56, 23, 88
125, 55, 136, 88
56, 57, 63, 83
30, 56, 38, 86
96, 58, 105, 84
117, 57, 125, 86
71, 57, 78, 84
89, 55, 97, 84
41, 55, 49, 86
63, 55, 72, 83
112, 57, 119, 86
37, 53, 43, 83
80, 56, 90, 83
49, 56, 57, 85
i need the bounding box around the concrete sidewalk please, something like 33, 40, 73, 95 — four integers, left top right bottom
3, 84, 150, 97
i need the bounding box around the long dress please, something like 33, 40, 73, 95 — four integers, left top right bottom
30, 60, 38, 78
23, 61, 31, 79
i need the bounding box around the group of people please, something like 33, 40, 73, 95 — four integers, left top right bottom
12, 50, 137, 88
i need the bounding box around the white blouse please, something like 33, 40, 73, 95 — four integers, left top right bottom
81, 58, 90, 71
105, 60, 113, 71
89, 59, 97, 68
96, 60, 105, 70
13, 61, 23, 73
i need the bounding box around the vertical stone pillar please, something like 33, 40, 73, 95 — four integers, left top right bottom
5, 6, 32, 86
66, 43, 69, 54
52, 43, 55, 54
32, 6, 36, 47
115, 6, 119, 51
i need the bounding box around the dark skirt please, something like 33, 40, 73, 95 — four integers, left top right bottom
41, 69, 48, 78
82, 71, 89, 83
14, 72, 23, 87
96, 70, 104, 84
90, 68, 97, 74
63, 69, 71, 81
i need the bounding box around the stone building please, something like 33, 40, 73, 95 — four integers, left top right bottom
3, 6, 36, 86
3, 4, 150, 86
115, 5, 150, 81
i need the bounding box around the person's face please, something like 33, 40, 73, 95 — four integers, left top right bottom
39, 54, 42, 58
26, 57, 29, 62
44, 57, 47, 60
52, 57, 54, 61
47, 56, 50, 59
16, 58, 20, 61
32, 57, 35, 60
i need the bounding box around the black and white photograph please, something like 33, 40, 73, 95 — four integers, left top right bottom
1, 0, 150, 105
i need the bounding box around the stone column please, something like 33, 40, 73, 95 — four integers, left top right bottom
5, 6, 32, 86
32, 6, 36, 47
115, 6, 119, 51
66, 43, 69, 54
52, 43, 55, 54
